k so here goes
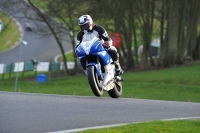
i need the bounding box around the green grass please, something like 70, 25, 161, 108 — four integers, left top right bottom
76, 120, 200, 133
0, 11, 20, 52
0, 61, 200, 102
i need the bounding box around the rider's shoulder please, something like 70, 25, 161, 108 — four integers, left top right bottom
93, 25, 106, 32
77, 30, 84, 34
77, 30, 84, 37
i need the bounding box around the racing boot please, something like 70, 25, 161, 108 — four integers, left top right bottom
107, 48, 124, 75
114, 60, 124, 76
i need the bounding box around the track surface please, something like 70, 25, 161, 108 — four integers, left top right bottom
0, 92, 200, 133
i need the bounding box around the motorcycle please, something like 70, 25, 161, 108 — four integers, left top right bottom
75, 33, 123, 98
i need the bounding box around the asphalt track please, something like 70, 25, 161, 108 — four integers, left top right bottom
0, 92, 200, 133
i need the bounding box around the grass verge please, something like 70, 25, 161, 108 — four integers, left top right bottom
0, 11, 20, 52
76, 120, 200, 133
0, 61, 200, 102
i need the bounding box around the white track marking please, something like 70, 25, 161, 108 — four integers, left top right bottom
47, 116, 200, 133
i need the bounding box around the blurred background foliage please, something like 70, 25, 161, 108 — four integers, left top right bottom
1, 0, 199, 73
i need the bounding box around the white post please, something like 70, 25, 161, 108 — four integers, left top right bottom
14, 41, 27, 92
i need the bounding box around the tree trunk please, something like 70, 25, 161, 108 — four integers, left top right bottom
161, 0, 178, 67
176, 0, 188, 64
27, 0, 69, 75
186, 0, 199, 60
135, 0, 155, 68
193, 33, 200, 60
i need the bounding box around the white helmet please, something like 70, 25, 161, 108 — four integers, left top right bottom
78, 15, 94, 32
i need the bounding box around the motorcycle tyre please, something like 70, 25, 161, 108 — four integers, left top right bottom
87, 66, 103, 97
108, 79, 122, 98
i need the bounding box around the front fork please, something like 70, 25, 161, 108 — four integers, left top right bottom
85, 57, 102, 80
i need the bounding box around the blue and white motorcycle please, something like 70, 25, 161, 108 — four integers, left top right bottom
75, 33, 123, 98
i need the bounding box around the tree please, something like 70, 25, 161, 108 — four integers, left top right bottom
133, 0, 156, 68
159, 0, 178, 67
176, 0, 200, 63
88, 0, 135, 69
186, 0, 200, 60
25, 0, 72, 75
32, 0, 97, 74
43, 0, 95, 71
2, 0, 200, 73
193, 32, 200, 60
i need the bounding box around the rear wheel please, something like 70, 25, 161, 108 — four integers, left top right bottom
108, 78, 122, 98
87, 66, 103, 97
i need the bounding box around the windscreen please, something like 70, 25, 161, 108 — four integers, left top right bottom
82, 33, 98, 42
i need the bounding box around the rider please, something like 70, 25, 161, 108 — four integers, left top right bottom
76, 15, 124, 75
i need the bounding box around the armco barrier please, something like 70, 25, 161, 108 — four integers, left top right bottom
5, 63, 14, 73
0, 61, 75, 74
24, 61, 35, 71
50, 62, 60, 71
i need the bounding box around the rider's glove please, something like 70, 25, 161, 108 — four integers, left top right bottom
74, 45, 79, 59
75, 44, 79, 48
74, 51, 77, 59
102, 42, 110, 48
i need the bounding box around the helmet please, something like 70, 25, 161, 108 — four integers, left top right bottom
78, 15, 94, 32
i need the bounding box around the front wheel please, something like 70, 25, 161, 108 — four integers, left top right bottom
87, 66, 103, 97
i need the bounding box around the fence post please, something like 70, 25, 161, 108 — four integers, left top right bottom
30, 59, 39, 77
2, 64, 6, 80
2, 72, 4, 80
48, 59, 52, 79
34, 62, 37, 77
34, 67, 37, 76
9, 63, 13, 79
1, 64, 5, 80
22, 61, 25, 77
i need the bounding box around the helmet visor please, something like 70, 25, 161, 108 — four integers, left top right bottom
80, 23, 89, 31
